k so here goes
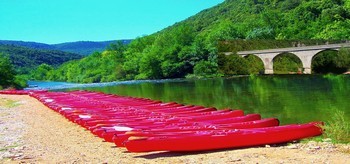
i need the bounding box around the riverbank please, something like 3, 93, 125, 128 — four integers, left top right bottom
0, 94, 349, 163
25, 79, 189, 91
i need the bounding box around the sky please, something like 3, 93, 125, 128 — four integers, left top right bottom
0, 0, 224, 44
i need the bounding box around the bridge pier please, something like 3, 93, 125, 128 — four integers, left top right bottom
265, 69, 274, 74
303, 67, 311, 74
255, 53, 279, 75
293, 50, 323, 75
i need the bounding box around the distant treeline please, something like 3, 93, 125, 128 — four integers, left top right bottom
0, 40, 132, 55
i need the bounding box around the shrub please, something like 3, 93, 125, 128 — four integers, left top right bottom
323, 110, 350, 143
194, 60, 219, 78
0, 53, 16, 88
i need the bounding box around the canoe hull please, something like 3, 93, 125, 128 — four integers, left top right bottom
125, 123, 322, 152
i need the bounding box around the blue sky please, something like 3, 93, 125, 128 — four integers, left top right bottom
0, 0, 224, 44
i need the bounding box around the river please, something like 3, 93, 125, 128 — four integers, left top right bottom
29, 75, 350, 125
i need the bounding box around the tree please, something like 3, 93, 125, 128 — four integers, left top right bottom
205, 20, 244, 43
245, 55, 264, 74
137, 50, 162, 79
246, 27, 275, 39
346, 0, 350, 10
31, 64, 54, 80
336, 48, 350, 70
106, 40, 128, 63
314, 20, 350, 40
221, 54, 249, 75
194, 60, 219, 77
0, 53, 16, 88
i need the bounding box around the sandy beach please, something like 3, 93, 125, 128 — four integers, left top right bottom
0, 94, 349, 163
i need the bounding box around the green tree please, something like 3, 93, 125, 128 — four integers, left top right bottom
346, 0, 350, 10
137, 50, 162, 79
205, 20, 244, 43
122, 36, 156, 80
246, 27, 275, 39
221, 54, 249, 75
336, 48, 350, 70
31, 64, 54, 80
0, 53, 16, 88
107, 40, 127, 63
193, 60, 219, 77
245, 55, 264, 74
314, 20, 350, 40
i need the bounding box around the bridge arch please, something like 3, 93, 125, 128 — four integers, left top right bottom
311, 49, 343, 74
243, 55, 264, 74
272, 52, 303, 74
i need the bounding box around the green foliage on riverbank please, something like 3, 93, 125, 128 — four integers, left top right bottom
31, 50, 123, 83
0, 53, 26, 89
30, 0, 350, 82
0, 53, 15, 88
323, 110, 350, 143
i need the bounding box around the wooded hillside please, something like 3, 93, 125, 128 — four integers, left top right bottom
31, 0, 350, 82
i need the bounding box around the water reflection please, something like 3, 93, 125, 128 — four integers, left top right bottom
65, 75, 350, 125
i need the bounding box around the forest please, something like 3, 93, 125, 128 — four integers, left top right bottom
3, 0, 350, 86
0, 44, 83, 74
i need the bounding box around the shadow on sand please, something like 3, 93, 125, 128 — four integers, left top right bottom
130, 142, 290, 159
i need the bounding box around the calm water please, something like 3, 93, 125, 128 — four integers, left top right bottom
62, 75, 349, 125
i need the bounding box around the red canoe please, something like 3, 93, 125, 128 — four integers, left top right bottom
125, 122, 323, 152
113, 118, 280, 146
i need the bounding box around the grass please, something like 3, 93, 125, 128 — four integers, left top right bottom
0, 145, 20, 152
0, 98, 19, 108
323, 110, 350, 143
340, 147, 350, 154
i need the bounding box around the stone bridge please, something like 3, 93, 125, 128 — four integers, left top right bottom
223, 43, 350, 74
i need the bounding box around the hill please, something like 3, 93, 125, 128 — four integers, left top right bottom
0, 40, 132, 56
0, 44, 83, 74
0, 40, 53, 49
176, 0, 350, 40
32, 0, 350, 82
52, 40, 132, 55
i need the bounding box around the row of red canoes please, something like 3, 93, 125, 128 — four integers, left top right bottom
0, 89, 323, 152
0, 89, 47, 95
